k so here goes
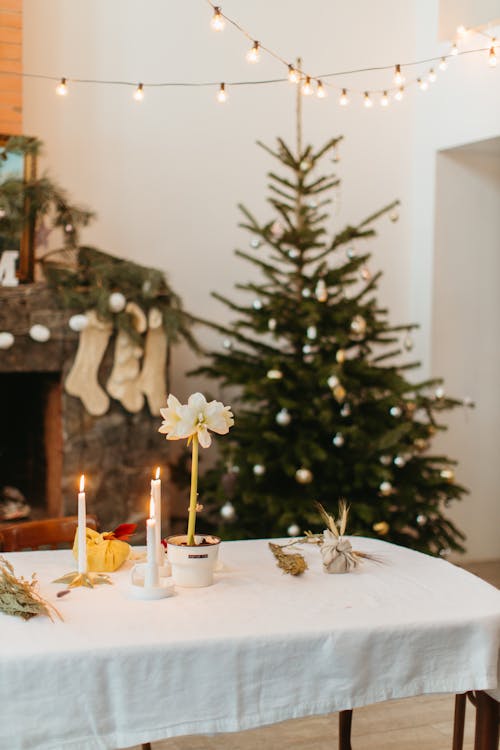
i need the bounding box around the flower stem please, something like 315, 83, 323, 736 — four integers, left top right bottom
186, 433, 199, 545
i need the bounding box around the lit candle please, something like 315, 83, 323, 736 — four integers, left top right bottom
151, 467, 163, 562
77, 474, 87, 574
145, 518, 159, 587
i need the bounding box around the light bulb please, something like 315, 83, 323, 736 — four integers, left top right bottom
380, 91, 389, 106
363, 91, 372, 108
301, 76, 313, 96
394, 64, 404, 85
56, 77, 68, 96
339, 88, 349, 106
418, 78, 428, 91
288, 64, 299, 83
450, 42, 459, 56
133, 83, 144, 101
394, 86, 404, 101
489, 43, 497, 67
246, 40, 260, 63
428, 68, 437, 83
439, 57, 448, 71
456, 24, 468, 37
316, 80, 327, 98
211, 6, 225, 31
217, 82, 227, 103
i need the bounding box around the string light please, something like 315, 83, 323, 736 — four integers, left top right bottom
394, 86, 404, 101
55, 77, 68, 96
211, 6, 225, 31
489, 41, 497, 67
316, 80, 327, 98
133, 83, 144, 101
439, 57, 448, 71
394, 64, 405, 85
363, 91, 373, 108
428, 68, 437, 82
246, 40, 260, 63
380, 91, 389, 106
457, 24, 468, 37
288, 64, 299, 83
217, 82, 227, 102
418, 77, 429, 91
450, 42, 459, 56
301, 76, 313, 96
339, 88, 349, 106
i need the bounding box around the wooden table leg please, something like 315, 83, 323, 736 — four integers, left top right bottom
474, 691, 499, 750
339, 709, 353, 750
141, 744, 152, 750
453, 693, 467, 750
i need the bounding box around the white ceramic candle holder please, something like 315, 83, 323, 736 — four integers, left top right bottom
130, 562, 174, 600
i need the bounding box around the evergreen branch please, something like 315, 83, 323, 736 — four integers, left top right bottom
234, 249, 287, 279
358, 199, 400, 229
312, 136, 343, 162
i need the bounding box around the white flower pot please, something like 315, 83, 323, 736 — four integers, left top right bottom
166, 535, 221, 588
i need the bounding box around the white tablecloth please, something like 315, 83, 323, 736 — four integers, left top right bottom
0, 538, 499, 750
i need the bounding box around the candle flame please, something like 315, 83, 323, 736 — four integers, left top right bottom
79, 474, 85, 492
149, 494, 155, 519
155, 466, 160, 480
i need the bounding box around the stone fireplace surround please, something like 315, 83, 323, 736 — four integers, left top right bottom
0, 283, 169, 533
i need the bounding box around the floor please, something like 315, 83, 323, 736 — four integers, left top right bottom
136, 560, 500, 750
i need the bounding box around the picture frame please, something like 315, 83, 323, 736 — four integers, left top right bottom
0, 134, 37, 283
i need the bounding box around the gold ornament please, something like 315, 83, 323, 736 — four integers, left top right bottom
373, 521, 390, 535
350, 315, 367, 339
336, 349, 346, 363
295, 467, 313, 484
414, 438, 428, 451
440, 469, 454, 481
333, 385, 347, 402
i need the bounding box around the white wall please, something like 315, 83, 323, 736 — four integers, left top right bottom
22, 1, 499, 559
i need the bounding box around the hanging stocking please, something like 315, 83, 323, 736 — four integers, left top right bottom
138, 308, 168, 417
106, 302, 147, 413
65, 310, 113, 416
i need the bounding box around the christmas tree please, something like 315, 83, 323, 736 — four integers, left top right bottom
193, 111, 467, 556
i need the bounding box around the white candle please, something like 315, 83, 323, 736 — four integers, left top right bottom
145, 518, 159, 587
77, 474, 87, 574
151, 467, 163, 562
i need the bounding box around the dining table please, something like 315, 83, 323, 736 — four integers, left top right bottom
0, 536, 499, 750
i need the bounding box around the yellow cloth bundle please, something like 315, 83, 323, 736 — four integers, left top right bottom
73, 528, 131, 572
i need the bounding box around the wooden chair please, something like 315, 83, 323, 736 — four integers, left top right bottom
0, 515, 98, 552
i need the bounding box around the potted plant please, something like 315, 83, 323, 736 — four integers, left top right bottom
159, 392, 234, 587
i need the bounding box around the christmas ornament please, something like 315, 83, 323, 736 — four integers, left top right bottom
276, 408, 291, 426
393, 455, 406, 467
439, 548, 451, 558
333, 384, 347, 402
253, 464, 266, 476
231, 465, 240, 473
288, 248, 300, 259
267, 369, 283, 380
250, 236, 261, 249
29, 324, 51, 343
360, 266, 371, 281
108, 292, 126, 313
350, 315, 367, 338
220, 501, 236, 520
379, 481, 393, 496
405, 401, 416, 415
346, 247, 356, 259
302, 344, 313, 355
404, 335, 414, 351
307, 325, 317, 340
315, 279, 328, 302
295, 468, 313, 484
304, 354, 314, 364
373, 521, 389, 535
287, 524, 301, 537
222, 338, 232, 349
390, 405, 402, 418
340, 403, 351, 417
389, 208, 400, 222
307, 199, 318, 209
332, 432, 344, 447
252, 299, 263, 310
416, 514, 427, 526
440, 469, 454, 481
68, 314, 88, 333
379, 456, 392, 467
301, 288, 311, 298
64, 223, 73, 233
268, 318, 277, 332
142, 279, 152, 294
463, 396, 474, 407
435, 386, 445, 399
327, 375, 339, 389
270, 220, 284, 238
336, 349, 346, 363
0, 331, 14, 349
300, 158, 312, 171
414, 438, 428, 451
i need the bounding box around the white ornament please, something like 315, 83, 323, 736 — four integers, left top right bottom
0, 250, 19, 287
295, 467, 313, 484
346, 247, 356, 259
29, 324, 51, 343
64, 223, 74, 233
250, 236, 261, 249
222, 338, 232, 350
288, 248, 300, 260
270, 221, 284, 238
267, 369, 283, 380
301, 288, 311, 298
253, 464, 266, 476
276, 408, 291, 426
268, 318, 277, 332
302, 344, 312, 355
332, 432, 344, 447
287, 524, 301, 537
252, 299, 262, 310
360, 266, 371, 281
379, 455, 392, 466
416, 514, 427, 526
108, 292, 126, 313
379, 481, 393, 495
307, 326, 317, 340
390, 405, 402, 418
0, 331, 14, 349
389, 208, 400, 223
308, 199, 318, 209
404, 335, 414, 351
327, 375, 339, 389
340, 403, 351, 417
68, 314, 88, 332
220, 501, 236, 520
315, 279, 328, 302
435, 386, 445, 399
393, 455, 406, 467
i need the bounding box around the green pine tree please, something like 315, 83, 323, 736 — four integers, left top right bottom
192, 126, 467, 556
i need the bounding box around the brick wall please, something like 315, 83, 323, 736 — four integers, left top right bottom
0, 0, 22, 135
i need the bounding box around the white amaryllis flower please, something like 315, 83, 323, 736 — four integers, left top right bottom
159, 392, 234, 448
